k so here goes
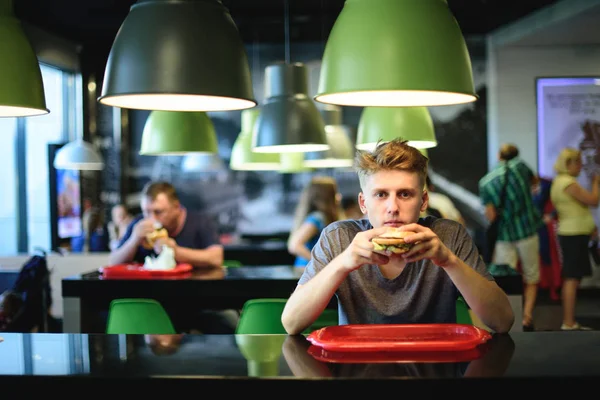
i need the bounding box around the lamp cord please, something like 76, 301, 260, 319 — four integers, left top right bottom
284, 0, 290, 63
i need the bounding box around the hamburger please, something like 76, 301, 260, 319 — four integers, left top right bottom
142, 223, 169, 250
372, 228, 415, 254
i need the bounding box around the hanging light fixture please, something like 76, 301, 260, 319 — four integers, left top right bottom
304, 105, 354, 168
279, 152, 313, 174
230, 108, 280, 171
252, 0, 328, 153
0, 0, 48, 117
98, 0, 256, 112
140, 110, 218, 155
253, 63, 328, 153
53, 140, 104, 170
315, 0, 476, 107
356, 106, 437, 151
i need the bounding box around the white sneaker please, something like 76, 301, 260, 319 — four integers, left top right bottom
560, 322, 592, 331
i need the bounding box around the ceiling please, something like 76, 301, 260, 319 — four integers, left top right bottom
15, 0, 562, 50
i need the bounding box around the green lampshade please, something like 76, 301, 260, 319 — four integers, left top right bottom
0, 0, 48, 117
253, 63, 329, 153
356, 107, 437, 151
230, 108, 280, 171
315, 0, 476, 107
279, 152, 312, 174
98, 0, 256, 112
140, 110, 218, 155
304, 105, 354, 168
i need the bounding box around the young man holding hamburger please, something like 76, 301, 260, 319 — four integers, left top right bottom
282, 139, 514, 335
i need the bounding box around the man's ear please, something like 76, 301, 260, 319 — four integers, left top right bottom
358, 192, 367, 215
421, 190, 429, 213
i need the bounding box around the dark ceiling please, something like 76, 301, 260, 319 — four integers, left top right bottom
15, 0, 560, 50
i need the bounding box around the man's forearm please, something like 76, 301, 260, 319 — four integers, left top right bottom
443, 255, 514, 333
282, 256, 349, 335
174, 245, 224, 269
109, 236, 139, 265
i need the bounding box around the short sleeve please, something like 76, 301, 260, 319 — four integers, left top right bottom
115, 215, 141, 249
305, 211, 326, 231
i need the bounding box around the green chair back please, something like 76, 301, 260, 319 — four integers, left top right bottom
456, 296, 473, 325
223, 259, 243, 268
236, 298, 339, 334
236, 298, 288, 334
304, 308, 338, 334
106, 298, 176, 334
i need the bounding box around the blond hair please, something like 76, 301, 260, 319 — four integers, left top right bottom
292, 176, 339, 232
354, 138, 429, 189
554, 148, 581, 174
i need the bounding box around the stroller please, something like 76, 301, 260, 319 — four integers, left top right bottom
0, 249, 60, 332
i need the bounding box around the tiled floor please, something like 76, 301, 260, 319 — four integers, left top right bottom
531, 288, 600, 331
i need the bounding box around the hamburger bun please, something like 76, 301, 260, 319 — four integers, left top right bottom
142, 227, 169, 250
372, 228, 415, 254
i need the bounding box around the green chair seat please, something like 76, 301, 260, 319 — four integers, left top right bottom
106, 298, 176, 334
236, 298, 288, 334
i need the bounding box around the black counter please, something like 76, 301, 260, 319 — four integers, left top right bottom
0, 331, 598, 394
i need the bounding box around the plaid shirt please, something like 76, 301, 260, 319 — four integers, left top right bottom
479, 158, 542, 242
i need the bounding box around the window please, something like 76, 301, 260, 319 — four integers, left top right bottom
0, 63, 80, 255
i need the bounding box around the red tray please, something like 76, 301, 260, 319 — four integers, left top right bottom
99, 263, 193, 278
307, 324, 492, 353
307, 343, 489, 364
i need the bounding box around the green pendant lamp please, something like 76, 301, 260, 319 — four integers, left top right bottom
230, 108, 280, 171
98, 0, 256, 112
140, 110, 218, 155
53, 140, 104, 170
356, 106, 437, 151
252, 62, 329, 154
315, 0, 476, 107
0, 0, 48, 117
279, 152, 312, 174
304, 105, 354, 169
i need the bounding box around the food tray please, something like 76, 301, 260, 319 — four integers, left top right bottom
99, 263, 193, 278
307, 323, 492, 352
307, 343, 488, 364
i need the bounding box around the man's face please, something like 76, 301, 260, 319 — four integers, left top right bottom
358, 170, 428, 229
141, 193, 180, 233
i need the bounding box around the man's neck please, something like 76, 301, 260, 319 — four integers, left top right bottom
170, 207, 187, 237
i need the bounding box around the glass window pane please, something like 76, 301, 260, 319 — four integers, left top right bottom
25, 64, 71, 253
0, 118, 17, 255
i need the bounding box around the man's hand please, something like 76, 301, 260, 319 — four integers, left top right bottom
132, 218, 156, 243
339, 226, 391, 271
394, 223, 455, 268
153, 237, 177, 254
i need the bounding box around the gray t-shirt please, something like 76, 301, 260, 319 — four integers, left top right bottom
298, 216, 494, 325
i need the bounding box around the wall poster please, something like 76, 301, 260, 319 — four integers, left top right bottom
537, 77, 600, 226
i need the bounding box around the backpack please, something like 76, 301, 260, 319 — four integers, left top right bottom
1, 249, 53, 332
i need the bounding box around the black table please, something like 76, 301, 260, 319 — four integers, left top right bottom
223, 240, 294, 265
62, 265, 307, 333
0, 331, 598, 394
62, 265, 523, 333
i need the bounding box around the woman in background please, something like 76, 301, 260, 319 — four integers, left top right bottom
550, 148, 599, 330
288, 176, 340, 268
